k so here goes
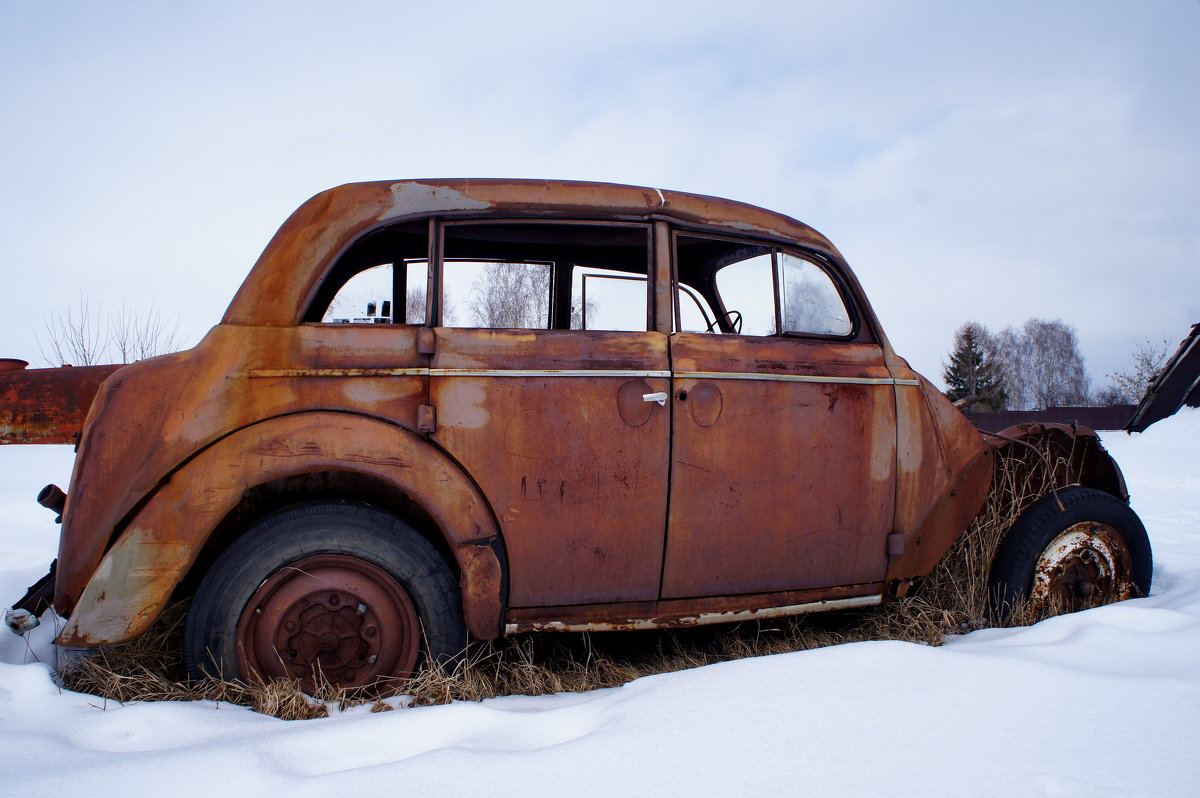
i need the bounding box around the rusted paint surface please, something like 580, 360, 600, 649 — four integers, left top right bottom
57, 412, 504, 645
430, 327, 670, 607
505, 581, 883, 632
663, 333, 898, 597
0, 364, 122, 444
885, 367, 993, 583
511, 595, 884, 632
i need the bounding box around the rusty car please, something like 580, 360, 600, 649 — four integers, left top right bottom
2, 179, 1153, 692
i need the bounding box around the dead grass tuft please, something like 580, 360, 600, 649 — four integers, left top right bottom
57, 444, 1080, 717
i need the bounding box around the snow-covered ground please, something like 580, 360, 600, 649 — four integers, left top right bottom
2, 410, 1197, 797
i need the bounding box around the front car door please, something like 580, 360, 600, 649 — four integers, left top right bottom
663, 232, 898, 599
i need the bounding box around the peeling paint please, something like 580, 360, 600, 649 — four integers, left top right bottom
384, 181, 491, 219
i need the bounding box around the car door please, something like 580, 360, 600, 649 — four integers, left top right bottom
662, 234, 898, 599
426, 220, 671, 608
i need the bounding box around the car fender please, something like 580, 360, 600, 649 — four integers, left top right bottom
56, 411, 505, 646
984, 421, 1128, 500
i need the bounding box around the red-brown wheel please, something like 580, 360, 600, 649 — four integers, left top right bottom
989, 486, 1152, 621
185, 502, 465, 694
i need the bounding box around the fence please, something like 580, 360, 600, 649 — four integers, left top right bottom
964, 405, 1136, 433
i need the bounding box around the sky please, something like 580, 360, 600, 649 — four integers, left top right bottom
2, 0, 1197, 387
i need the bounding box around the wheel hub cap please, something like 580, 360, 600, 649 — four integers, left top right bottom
237, 554, 419, 692
1030, 522, 1134, 614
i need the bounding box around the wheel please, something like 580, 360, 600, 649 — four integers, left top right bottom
989, 486, 1152, 620
184, 501, 465, 693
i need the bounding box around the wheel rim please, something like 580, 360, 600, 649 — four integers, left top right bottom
1029, 521, 1134, 614
236, 554, 420, 692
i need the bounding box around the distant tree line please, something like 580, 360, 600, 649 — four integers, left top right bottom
943, 318, 1170, 412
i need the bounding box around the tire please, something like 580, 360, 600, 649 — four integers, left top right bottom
184, 501, 466, 692
989, 486, 1152, 620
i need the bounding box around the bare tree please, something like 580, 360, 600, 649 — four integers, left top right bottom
468, 263, 551, 329
403, 286, 427, 324
110, 300, 179, 363
39, 296, 180, 366
38, 296, 109, 366
1102, 337, 1172, 404
993, 318, 1090, 410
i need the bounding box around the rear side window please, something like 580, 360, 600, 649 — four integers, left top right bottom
321, 261, 428, 324
304, 219, 429, 324
439, 221, 651, 331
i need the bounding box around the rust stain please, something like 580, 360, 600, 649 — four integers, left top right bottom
0, 364, 122, 444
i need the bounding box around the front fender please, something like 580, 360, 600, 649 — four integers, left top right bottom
57, 411, 505, 646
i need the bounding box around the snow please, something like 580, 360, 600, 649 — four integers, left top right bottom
2, 410, 1198, 796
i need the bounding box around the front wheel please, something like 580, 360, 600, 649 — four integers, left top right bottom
989, 486, 1152, 620
184, 502, 465, 693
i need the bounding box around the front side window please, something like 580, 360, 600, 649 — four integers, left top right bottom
778, 252, 852, 336
674, 232, 855, 339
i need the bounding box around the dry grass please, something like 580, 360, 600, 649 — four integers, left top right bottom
58, 444, 1081, 717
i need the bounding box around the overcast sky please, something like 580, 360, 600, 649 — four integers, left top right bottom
2, 1, 1197, 387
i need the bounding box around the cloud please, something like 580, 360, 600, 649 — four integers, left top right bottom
1, 1, 1196, 385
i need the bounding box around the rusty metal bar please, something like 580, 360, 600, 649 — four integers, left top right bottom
0, 363, 122, 445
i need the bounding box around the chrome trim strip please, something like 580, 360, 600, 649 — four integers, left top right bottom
503, 594, 883, 634
249, 368, 918, 385
677, 370, 916, 386
249, 368, 429, 378
430, 369, 672, 378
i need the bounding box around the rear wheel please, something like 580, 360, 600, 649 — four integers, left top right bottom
989, 486, 1152, 620
184, 502, 465, 693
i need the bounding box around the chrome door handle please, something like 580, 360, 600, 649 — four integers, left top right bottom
642, 391, 668, 406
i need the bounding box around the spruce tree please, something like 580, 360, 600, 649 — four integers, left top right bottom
943, 322, 1008, 411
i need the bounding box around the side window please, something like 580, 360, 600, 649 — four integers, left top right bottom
676, 283, 713, 333
322, 261, 429, 324
304, 219, 429, 324
712, 254, 775, 335
674, 234, 774, 335
572, 267, 647, 332
440, 222, 650, 331
444, 260, 551, 329
673, 233, 855, 338
778, 253, 852, 336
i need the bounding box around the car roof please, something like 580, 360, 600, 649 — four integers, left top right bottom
223, 179, 845, 327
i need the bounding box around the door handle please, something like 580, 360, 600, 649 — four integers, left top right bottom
641, 391, 668, 406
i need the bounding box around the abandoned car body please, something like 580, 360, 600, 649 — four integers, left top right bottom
2, 179, 1152, 690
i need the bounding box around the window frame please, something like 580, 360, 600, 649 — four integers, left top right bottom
431, 218, 657, 332
670, 228, 864, 342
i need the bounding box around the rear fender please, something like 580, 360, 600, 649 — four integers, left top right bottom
56, 411, 505, 646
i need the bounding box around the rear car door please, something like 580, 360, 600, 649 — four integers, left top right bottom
427, 220, 671, 607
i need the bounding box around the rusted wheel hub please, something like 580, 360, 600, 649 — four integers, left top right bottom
237, 554, 419, 692
1029, 521, 1134, 614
